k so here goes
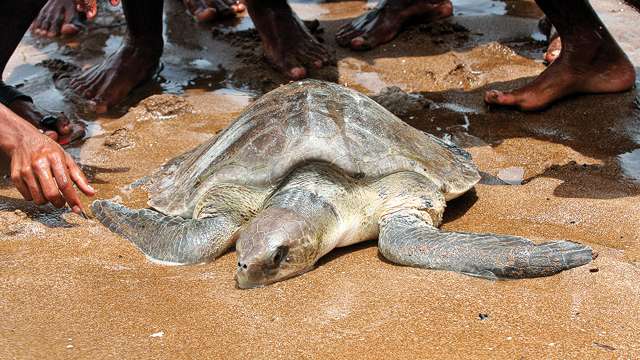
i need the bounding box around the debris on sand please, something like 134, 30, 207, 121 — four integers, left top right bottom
445, 63, 481, 90
104, 128, 134, 150
371, 87, 436, 117
592, 342, 616, 351
135, 94, 195, 120
149, 331, 164, 338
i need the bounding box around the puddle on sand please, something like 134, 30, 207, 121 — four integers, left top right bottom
454, 0, 543, 18
291, 1, 331, 19
436, 102, 479, 114
497, 166, 525, 185
618, 149, 640, 183
226, 0, 330, 31
231, 15, 254, 32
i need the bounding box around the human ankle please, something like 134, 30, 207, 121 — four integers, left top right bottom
123, 36, 164, 58
0, 105, 39, 156
394, 0, 452, 19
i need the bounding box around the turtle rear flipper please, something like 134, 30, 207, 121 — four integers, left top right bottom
92, 200, 238, 264
378, 212, 594, 279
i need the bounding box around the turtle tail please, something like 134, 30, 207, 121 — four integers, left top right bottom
92, 200, 238, 264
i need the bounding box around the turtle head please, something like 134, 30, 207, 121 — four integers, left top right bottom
235, 208, 323, 288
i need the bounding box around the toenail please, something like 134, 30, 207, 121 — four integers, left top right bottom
352, 37, 368, 49
289, 67, 306, 79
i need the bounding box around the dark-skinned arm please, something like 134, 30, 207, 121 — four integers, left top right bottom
0, 103, 95, 214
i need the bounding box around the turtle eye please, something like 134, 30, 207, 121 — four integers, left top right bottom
272, 246, 289, 266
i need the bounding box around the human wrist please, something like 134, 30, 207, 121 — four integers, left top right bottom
0, 104, 38, 155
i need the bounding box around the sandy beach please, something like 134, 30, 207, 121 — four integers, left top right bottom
1, 0, 639, 358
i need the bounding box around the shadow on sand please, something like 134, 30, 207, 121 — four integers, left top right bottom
389, 74, 640, 200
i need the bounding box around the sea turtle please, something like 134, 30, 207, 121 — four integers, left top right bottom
92, 80, 594, 288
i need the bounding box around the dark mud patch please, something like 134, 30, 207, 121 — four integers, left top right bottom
401, 20, 471, 47
501, 37, 547, 60
418, 21, 470, 37
39, 58, 81, 80
369, 87, 479, 145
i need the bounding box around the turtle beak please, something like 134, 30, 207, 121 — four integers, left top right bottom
235, 264, 271, 289
235, 273, 261, 289
235, 261, 315, 289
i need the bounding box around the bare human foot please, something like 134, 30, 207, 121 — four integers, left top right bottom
31, 0, 85, 38
182, 0, 245, 22
485, 0, 636, 111
336, 0, 452, 51
68, 43, 162, 113
68, 0, 164, 113
538, 16, 561, 64
246, 0, 333, 79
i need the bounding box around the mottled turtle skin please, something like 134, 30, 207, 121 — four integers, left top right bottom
93, 80, 593, 288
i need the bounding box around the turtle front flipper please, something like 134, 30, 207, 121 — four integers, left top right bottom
378, 211, 594, 279
92, 200, 239, 264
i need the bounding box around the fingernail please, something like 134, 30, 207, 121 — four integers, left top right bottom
88, 184, 95, 192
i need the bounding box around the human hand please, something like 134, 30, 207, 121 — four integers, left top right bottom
8, 129, 95, 214
40, 114, 86, 146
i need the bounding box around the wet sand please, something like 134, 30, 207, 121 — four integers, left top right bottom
1, 0, 640, 358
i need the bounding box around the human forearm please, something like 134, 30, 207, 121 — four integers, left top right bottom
0, 102, 39, 156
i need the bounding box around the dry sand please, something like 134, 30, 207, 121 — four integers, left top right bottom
1, 0, 639, 358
